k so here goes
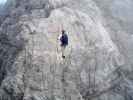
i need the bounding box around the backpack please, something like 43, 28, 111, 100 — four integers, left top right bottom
60, 33, 68, 46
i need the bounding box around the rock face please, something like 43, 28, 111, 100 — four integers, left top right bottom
0, 0, 133, 100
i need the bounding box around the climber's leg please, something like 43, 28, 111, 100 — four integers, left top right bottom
61, 46, 66, 59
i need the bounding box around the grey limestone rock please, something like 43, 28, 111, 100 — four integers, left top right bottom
0, 0, 133, 100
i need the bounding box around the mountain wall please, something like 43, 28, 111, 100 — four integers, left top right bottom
0, 0, 133, 100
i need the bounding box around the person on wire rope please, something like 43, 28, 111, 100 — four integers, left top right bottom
58, 30, 68, 59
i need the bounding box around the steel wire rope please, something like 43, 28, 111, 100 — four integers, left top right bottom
22, 23, 35, 99
61, 45, 72, 100
48, 26, 61, 100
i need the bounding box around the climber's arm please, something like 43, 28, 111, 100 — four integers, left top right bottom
57, 34, 62, 40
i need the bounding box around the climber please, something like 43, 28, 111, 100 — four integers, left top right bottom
58, 30, 68, 59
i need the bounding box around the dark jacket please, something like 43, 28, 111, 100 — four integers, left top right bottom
60, 33, 68, 46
